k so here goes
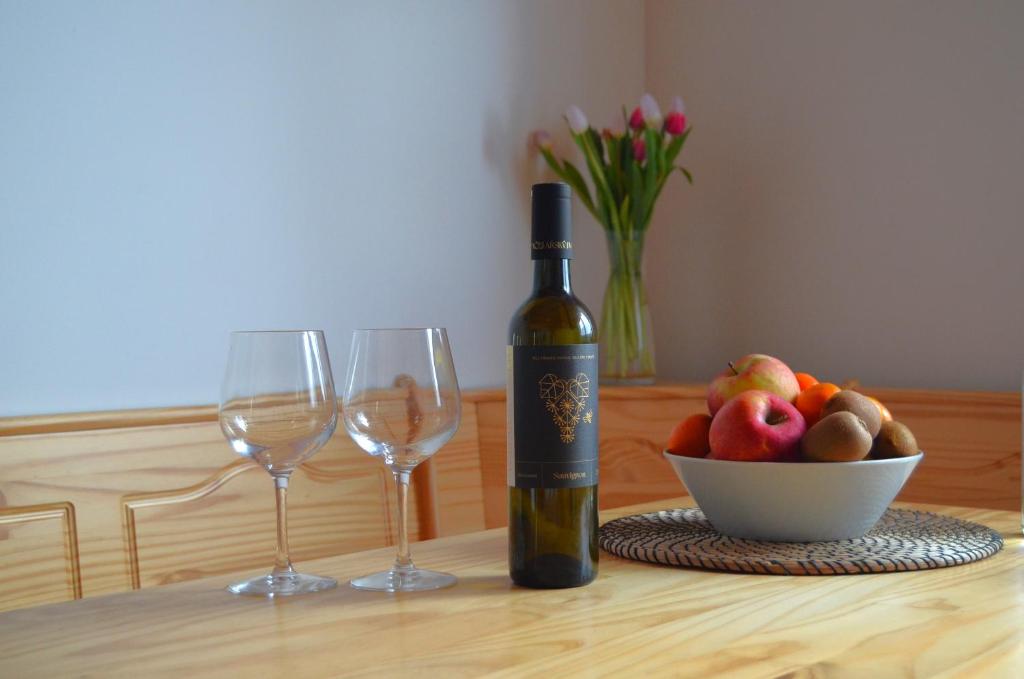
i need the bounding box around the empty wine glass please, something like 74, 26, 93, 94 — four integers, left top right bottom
342, 328, 461, 592
219, 330, 338, 597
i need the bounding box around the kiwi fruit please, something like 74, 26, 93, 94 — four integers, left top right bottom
871, 420, 919, 459
821, 390, 882, 437
801, 411, 874, 462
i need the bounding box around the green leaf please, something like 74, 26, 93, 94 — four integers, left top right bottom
642, 128, 658, 223
575, 133, 619, 231
646, 173, 671, 227
664, 128, 690, 167
628, 161, 644, 232
642, 165, 694, 231
619, 133, 631, 178
538, 148, 563, 177
605, 135, 623, 204
652, 129, 666, 179
539, 148, 601, 220
561, 161, 596, 213
618, 195, 631, 231
560, 159, 598, 216
588, 128, 605, 164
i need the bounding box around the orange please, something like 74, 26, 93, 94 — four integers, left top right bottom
666, 413, 712, 458
866, 396, 894, 423
795, 382, 841, 426
795, 372, 819, 391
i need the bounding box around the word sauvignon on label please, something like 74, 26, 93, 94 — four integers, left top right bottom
507, 182, 599, 589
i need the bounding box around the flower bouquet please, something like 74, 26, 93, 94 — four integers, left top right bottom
532, 94, 692, 383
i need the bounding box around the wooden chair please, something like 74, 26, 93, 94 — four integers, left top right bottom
0, 385, 1018, 612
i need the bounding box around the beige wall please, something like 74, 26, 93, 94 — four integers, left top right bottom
644, 0, 1024, 391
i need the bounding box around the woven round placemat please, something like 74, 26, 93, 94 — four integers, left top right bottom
599, 508, 1003, 575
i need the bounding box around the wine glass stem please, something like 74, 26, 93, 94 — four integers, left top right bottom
393, 469, 414, 571
272, 475, 295, 576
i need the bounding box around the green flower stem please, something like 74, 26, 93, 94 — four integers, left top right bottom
600, 231, 654, 381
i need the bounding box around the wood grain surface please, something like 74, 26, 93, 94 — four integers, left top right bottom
862, 387, 1021, 511
0, 498, 1020, 679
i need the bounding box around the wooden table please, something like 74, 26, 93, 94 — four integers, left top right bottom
1, 499, 1021, 678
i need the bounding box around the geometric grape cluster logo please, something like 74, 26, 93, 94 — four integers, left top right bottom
539, 372, 593, 443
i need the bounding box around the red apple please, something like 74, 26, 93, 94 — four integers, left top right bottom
707, 354, 800, 416
708, 390, 807, 462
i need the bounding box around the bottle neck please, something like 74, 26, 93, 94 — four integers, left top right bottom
532, 258, 572, 294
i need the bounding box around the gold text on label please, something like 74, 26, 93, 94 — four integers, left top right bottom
532, 240, 573, 250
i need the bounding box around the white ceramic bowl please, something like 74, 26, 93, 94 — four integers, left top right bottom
663, 451, 923, 542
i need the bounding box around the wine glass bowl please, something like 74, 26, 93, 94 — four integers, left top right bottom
342, 328, 461, 592
218, 330, 339, 597
343, 376, 460, 468
220, 396, 336, 470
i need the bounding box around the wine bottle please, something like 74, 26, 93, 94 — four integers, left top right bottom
507, 182, 598, 589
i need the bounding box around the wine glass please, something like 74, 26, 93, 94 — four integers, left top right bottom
219, 330, 338, 597
342, 328, 461, 592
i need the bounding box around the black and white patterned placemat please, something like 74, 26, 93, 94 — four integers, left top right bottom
599, 508, 1003, 575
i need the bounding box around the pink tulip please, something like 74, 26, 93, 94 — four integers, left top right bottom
565, 105, 589, 134
531, 129, 553, 151
632, 138, 646, 163
629, 107, 644, 130
665, 112, 687, 135
640, 94, 662, 128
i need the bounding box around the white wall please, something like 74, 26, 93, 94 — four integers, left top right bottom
5, 0, 1020, 417
645, 0, 1024, 391
0, 0, 645, 415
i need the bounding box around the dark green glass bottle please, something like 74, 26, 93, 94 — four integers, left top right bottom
507, 182, 598, 589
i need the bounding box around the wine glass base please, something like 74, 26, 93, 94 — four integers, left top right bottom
227, 572, 337, 597
350, 568, 457, 593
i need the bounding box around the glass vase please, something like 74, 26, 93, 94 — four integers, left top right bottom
599, 231, 655, 384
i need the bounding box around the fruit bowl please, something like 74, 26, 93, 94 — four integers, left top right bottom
662, 451, 923, 542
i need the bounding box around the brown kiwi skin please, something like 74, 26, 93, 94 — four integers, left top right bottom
871, 420, 919, 459
801, 411, 873, 462
822, 390, 882, 437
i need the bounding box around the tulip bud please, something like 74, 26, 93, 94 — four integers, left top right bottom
530, 129, 553, 151
670, 95, 686, 115
565, 105, 589, 134
640, 93, 662, 128
632, 138, 646, 163
629, 107, 645, 131
601, 128, 614, 141
665, 112, 686, 136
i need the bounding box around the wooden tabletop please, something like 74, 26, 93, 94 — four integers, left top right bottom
1, 499, 1022, 678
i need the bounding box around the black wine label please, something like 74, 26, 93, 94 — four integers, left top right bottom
507, 344, 599, 488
